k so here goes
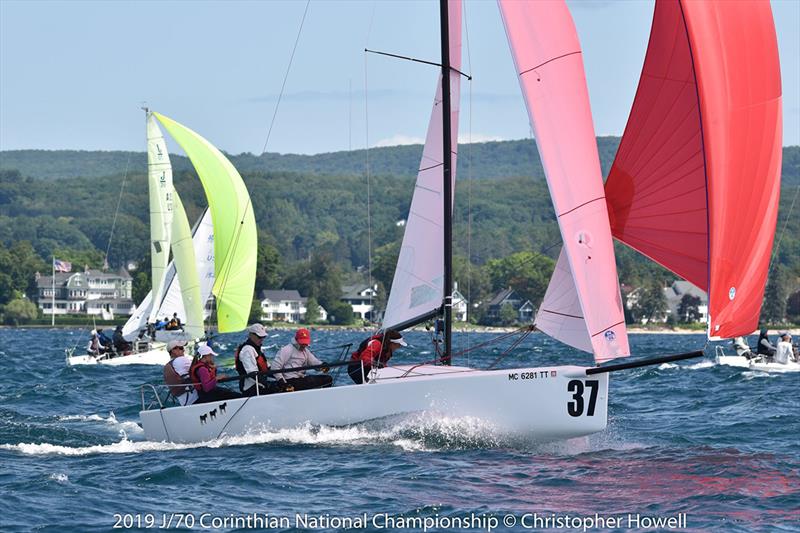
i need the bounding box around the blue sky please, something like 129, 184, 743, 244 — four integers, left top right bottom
1, 0, 798, 155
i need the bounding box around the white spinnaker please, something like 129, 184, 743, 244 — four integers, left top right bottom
146, 113, 174, 324
382, 0, 462, 331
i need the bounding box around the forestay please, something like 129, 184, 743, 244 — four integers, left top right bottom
499, 0, 628, 363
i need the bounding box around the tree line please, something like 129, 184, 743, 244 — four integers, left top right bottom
0, 141, 798, 326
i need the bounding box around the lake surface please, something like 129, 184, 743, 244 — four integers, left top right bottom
1, 328, 797, 532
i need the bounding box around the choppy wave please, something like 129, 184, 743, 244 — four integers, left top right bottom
0, 411, 651, 458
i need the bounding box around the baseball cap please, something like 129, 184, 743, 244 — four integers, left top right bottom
389, 335, 407, 347
295, 328, 311, 345
197, 344, 217, 357
167, 340, 187, 351
247, 323, 267, 337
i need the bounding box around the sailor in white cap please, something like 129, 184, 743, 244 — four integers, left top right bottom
163, 340, 197, 406
234, 324, 287, 396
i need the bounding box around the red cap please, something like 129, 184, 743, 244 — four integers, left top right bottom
295, 328, 311, 345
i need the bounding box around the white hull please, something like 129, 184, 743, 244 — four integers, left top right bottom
67, 347, 169, 366
140, 364, 609, 443
716, 354, 800, 372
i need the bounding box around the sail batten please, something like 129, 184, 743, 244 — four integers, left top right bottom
500, 0, 629, 363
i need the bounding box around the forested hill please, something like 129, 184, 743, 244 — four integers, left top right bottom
4, 140, 798, 185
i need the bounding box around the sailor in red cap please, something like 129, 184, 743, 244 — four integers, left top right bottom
272, 328, 333, 391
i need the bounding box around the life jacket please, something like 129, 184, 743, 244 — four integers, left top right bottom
351, 334, 384, 365
164, 358, 192, 396
190, 360, 216, 393
234, 339, 269, 392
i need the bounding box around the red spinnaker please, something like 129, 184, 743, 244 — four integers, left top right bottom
606, 0, 782, 338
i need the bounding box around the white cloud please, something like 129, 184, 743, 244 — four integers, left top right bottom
373, 133, 505, 148
373, 135, 425, 148
457, 133, 505, 144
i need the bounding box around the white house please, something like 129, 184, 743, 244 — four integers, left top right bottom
665, 280, 708, 323
37, 269, 134, 317
625, 281, 708, 324
341, 284, 378, 320
259, 290, 328, 323
452, 283, 469, 322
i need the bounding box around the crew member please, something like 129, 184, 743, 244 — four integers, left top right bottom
347, 329, 406, 384
235, 323, 288, 396
163, 340, 197, 406
273, 328, 332, 391
191, 345, 242, 403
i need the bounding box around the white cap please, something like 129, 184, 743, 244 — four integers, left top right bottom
390, 336, 407, 347
197, 344, 217, 357
167, 340, 187, 351
247, 323, 267, 337
90, 329, 97, 335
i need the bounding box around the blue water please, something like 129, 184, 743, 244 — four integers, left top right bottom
0, 328, 797, 532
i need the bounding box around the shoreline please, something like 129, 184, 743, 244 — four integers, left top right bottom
4, 324, 798, 336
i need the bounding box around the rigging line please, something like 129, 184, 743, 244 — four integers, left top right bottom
486, 326, 535, 370
363, 2, 377, 330
768, 184, 799, 274
104, 153, 132, 267
211, 196, 253, 331
365, 49, 472, 80
259, 0, 311, 155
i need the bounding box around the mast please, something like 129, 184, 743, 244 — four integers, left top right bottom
440, 0, 453, 365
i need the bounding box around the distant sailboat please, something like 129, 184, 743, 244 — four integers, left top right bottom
68, 111, 256, 366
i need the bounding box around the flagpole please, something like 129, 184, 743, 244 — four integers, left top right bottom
51, 256, 55, 327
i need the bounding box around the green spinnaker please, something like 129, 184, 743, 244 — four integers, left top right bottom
154, 112, 256, 333
170, 191, 205, 339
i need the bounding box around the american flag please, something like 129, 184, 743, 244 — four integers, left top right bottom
53, 259, 72, 273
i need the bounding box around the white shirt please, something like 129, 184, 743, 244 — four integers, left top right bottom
171, 355, 193, 375
775, 340, 793, 365
238, 344, 262, 391
273, 342, 322, 381
167, 355, 197, 406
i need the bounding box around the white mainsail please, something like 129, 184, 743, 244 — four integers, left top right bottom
382, 0, 462, 331
145, 113, 174, 324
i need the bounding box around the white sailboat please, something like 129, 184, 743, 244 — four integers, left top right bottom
141, 0, 638, 444
68, 111, 254, 366
139, 0, 782, 444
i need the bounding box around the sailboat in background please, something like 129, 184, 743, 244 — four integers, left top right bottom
67, 112, 256, 366
139, 0, 782, 443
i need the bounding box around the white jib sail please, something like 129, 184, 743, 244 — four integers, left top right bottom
155, 207, 215, 337
382, 0, 462, 331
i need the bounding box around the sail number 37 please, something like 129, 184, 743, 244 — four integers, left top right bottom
567, 380, 599, 417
